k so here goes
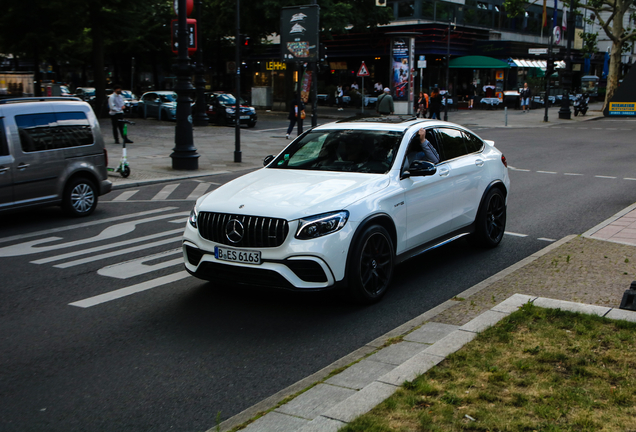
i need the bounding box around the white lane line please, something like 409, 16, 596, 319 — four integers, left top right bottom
537, 171, 558, 174
538, 238, 556, 242
152, 184, 180, 201
98, 249, 182, 279
508, 167, 531, 172
112, 190, 140, 201
625, 178, 636, 181
564, 173, 583, 176
69, 271, 189, 308
504, 231, 528, 237
186, 182, 212, 201
31, 229, 183, 264
0, 208, 177, 244
595, 175, 617, 179
53, 237, 182, 268
255, 127, 292, 133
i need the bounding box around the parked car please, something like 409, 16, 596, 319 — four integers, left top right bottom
120, 90, 139, 114
74, 87, 96, 102
0, 97, 112, 216
138, 91, 178, 121
205, 92, 257, 127
183, 117, 510, 303
60, 85, 73, 97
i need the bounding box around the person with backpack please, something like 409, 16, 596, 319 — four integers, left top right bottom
376, 87, 394, 115
416, 91, 429, 118
520, 82, 532, 113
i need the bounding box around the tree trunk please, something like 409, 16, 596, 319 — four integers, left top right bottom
89, 1, 106, 117
602, 2, 627, 111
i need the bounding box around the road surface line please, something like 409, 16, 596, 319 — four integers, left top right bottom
112, 190, 140, 201
504, 232, 528, 237
537, 238, 556, 242
98, 249, 182, 279
595, 175, 617, 179
54, 237, 182, 268
186, 183, 212, 201
564, 173, 583, 176
152, 184, 180, 201
0, 208, 177, 244
625, 178, 636, 181
69, 271, 189, 308
536, 171, 557, 174
31, 229, 183, 264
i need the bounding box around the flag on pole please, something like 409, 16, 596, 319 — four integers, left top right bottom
562, 3, 567, 34
542, 0, 547, 27
553, 0, 558, 29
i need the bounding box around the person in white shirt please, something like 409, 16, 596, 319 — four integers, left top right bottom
108, 85, 133, 144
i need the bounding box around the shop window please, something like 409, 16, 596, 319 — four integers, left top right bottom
397, 0, 415, 18
436, 1, 456, 22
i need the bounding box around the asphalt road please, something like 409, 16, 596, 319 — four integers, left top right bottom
0, 118, 634, 431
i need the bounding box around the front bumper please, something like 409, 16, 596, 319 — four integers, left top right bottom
182, 219, 354, 290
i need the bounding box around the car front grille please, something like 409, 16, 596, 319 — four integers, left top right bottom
197, 212, 289, 248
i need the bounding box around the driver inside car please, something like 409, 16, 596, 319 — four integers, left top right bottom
405, 128, 440, 169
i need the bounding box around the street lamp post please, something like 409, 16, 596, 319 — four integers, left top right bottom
192, 0, 208, 126
170, 0, 199, 170
558, 2, 574, 119
544, 18, 554, 123
234, 0, 241, 163
444, 20, 453, 121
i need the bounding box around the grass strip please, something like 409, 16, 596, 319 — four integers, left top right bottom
340, 303, 636, 432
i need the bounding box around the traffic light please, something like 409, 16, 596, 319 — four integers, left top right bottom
376, 0, 387, 6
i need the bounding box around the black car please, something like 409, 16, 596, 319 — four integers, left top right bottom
205, 92, 257, 127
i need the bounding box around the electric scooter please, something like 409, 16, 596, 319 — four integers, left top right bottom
107, 119, 134, 178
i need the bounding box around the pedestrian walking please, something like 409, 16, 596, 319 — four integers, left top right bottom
429, 88, 442, 119
416, 91, 429, 118
335, 86, 344, 111
468, 81, 478, 109
520, 82, 532, 113
376, 87, 394, 115
108, 85, 133, 144
286, 94, 305, 139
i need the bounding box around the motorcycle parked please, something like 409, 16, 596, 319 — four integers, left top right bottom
573, 92, 589, 116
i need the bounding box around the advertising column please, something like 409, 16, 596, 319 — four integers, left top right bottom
390, 35, 415, 115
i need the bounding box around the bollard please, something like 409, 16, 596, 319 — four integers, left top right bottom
504, 107, 508, 127
619, 281, 636, 311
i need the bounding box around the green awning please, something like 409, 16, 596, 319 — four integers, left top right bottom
448, 56, 510, 69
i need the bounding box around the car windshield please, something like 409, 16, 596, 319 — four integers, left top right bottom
269, 129, 403, 174
121, 91, 136, 99
159, 93, 177, 102
210, 93, 246, 106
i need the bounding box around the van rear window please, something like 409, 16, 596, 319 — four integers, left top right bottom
16, 111, 94, 152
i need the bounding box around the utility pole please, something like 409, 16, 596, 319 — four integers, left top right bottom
558, 1, 574, 119
171, 0, 199, 170
193, 0, 209, 126
310, 0, 318, 127
444, 20, 453, 121
544, 18, 554, 123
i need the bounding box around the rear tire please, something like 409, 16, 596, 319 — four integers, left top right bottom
472, 188, 506, 248
63, 177, 98, 217
347, 225, 394, 304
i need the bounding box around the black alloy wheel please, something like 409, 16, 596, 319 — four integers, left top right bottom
473, 188, 506, 248
348, 225, 394, 304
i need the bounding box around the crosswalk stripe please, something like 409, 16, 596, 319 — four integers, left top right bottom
187, 182, 211, 200
152, 184, 180, 201
112, 190, 139, 201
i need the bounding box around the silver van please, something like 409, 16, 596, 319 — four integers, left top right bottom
0, 97, 112, 217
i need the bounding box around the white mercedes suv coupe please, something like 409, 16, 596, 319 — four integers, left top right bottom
183, 116, 510, 303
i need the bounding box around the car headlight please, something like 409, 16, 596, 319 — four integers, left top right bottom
248, 108, 256, 114
189, 207, 198, 228
226, 107, 235, 114
296, 211, 349, 240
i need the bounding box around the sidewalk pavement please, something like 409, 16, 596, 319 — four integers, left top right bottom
103, 101, 605, 189
218, 202, 636, 432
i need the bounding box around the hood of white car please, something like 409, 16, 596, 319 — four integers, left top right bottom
197, 168, 390, 221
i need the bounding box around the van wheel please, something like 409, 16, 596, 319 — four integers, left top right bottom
472, 188, 506, 248
348, 225, 394, 304
63, 178, 98, 217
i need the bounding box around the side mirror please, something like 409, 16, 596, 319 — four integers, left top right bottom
407, 160, 437, 177
263, 155, 274, 166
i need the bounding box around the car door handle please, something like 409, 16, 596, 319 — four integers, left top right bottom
475, 159, 485, 167
0, 166, 8, 174
17, 163, 30, 170
438, 166, 450, 177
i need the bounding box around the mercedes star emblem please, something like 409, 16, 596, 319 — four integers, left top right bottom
225, 219, 244, 244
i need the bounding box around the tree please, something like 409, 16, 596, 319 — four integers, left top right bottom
502, 0, 636, 109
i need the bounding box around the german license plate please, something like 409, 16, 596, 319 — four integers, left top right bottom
215, 246, 261, 264
240, 115, 250, 120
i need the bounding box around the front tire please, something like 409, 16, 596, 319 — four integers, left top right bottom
472, 188, 506, 248
63, 177, 98, 217
348, 225, 394, 304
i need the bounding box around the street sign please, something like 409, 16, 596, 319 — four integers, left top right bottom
171, 19, 197, 55
528, 48, 548, 55
357, 61, 370, 77
417, 60, 427, 68
553, 26, 562, 45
